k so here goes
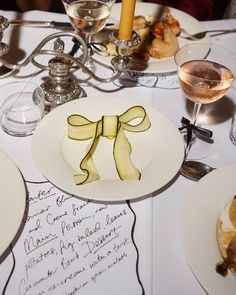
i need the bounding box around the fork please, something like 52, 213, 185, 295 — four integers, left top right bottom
180, 28, 236, 40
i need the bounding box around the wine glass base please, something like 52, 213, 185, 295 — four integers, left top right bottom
84, 58, 96, 73
184, 134, 214, 160
77, 71, 93, 86
77, 59, 97, 86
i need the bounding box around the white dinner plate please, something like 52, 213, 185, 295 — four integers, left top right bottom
32, 96, 184, 201
181, 164, 236, 295
0, 150, 26, 257
93, 2, 210, 73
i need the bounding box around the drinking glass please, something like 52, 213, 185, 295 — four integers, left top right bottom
175, 43, 236, 159
62, 0, 114, 70
0, 81, 45, 137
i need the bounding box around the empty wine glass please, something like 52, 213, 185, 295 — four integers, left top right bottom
175, 43, 236, 159
62, 0, 114, 70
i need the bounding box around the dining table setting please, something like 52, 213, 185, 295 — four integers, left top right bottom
0, 1, 236, 294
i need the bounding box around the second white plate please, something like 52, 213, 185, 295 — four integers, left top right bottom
181, 164, 236, 295
93, 2, 210, 73
32, 96, 184, 201
0, 150, 26, 257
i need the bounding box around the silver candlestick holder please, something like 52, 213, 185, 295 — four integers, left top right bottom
109, 30, 141, 71
0, 16, 140, 111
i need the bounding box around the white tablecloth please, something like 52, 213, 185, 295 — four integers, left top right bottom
0, 9, 235, 295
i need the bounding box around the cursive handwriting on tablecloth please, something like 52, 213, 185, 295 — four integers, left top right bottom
3, 182, 143, 295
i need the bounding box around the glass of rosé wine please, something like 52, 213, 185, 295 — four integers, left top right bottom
175, 43, 236, 159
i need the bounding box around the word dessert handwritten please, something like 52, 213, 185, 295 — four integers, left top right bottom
2, 182, 144, 295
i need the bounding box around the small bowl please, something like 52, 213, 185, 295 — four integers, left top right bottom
0, 81, 45, 137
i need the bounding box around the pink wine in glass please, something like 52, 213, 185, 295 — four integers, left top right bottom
179, 60, 234, 104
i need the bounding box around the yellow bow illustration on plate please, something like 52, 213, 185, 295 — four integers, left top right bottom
67, 105, 151, 185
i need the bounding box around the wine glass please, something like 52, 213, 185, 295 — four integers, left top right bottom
62, 0, 114, 70
175, 43, 236, 159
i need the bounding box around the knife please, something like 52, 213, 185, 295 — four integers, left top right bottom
9, 20, 115, 30
9, 20, 73, 30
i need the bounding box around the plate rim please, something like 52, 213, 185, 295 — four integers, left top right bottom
181, 163, 236, 295
93, 2, 210, 74
32, 96, 184, 201
0, 150, 26, 257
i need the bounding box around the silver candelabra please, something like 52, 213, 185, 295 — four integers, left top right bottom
0, 15, 140, 110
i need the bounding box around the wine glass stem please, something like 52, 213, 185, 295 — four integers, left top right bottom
192, 102, 202, 125
85, 33, 92, 68
184, 102, 203, 156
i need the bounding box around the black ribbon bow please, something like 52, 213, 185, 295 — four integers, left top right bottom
178, 117, 213, 146
69, 37, 107, 56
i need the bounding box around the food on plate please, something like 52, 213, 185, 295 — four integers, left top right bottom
216, 195, 236, 276
149, 24, 179, 59
106, 7, 180, 59
151, 7, 181, 37
67, 106, 151, 185
133, 15, 149, 31
149, 8, 180, 58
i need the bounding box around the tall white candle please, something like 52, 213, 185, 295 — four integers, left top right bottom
118, 0, 136, 40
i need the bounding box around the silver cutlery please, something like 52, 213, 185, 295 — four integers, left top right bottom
10, 20, 73, 30
8, 20, 236, 39
181, 28, 236, 40
9, 20, 115, 30
180, 160, 215, 181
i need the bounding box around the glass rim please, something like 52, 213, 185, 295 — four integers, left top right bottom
62, 0, 111, 9
176, 61, 235, 83
174, 43, 236, 83
0, 81, 44, 111
0, 80, 39, 88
